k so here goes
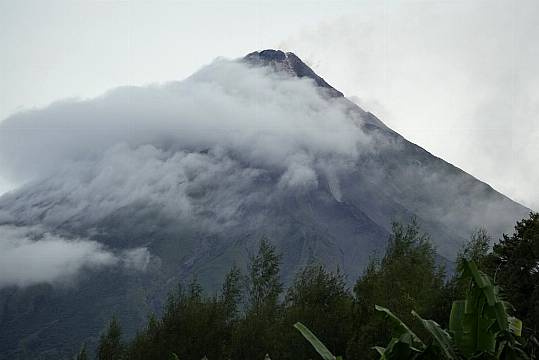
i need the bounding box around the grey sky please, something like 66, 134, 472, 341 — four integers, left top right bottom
0, 0, 537, 209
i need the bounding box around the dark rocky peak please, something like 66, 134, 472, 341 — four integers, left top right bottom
244, 50, 390, 130
244, 49, 344, 98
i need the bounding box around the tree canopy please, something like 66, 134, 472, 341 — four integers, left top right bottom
90, 215, 539, 360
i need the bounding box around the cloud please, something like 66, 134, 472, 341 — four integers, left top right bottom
0, 59, 375, 230
0, 52, 525, 283
0, 225, 150, 288
122, 247, 151, 271
0, 59, 382, 288
0, 60, 369, 181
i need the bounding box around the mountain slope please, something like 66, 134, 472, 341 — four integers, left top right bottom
0, 50, 530, 359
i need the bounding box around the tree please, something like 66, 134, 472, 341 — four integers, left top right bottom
457, 228, 491, 269
432, 228, 493, 327
372, 260, 526, 359
221, 264, 242, 321
347, 220, 445, 359
75, 343, 87, 360
231, 238, 284, 360
296, 260, 528, 360
165, 279, 229, 360
219, 265, 243, 359
487, 212, 539, 347
247, 238, 283, 314
97, 316, 125, 360
282, 264, 353, 359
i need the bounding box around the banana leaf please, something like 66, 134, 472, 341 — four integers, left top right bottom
507, 317, 522, 337
412, 311, 459, 359
375, 305, 425, 349
294, 322, 337, 360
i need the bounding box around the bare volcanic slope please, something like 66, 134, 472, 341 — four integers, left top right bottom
0, 50, 529, 359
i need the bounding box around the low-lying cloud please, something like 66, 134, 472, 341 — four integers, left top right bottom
0, 59, 376, 287
0, 59, 373, 230
0, 60, 369, 183
0, 56, 526, 289
0, 225, 150, 288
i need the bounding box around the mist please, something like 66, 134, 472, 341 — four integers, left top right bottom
0, 53, 530, 290
0, 60, 369, 183
0, 59, 377, 287
0, 225, 149, 288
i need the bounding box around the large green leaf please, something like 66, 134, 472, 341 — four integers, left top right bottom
373, 346, 386, 355
374, 336, 423, 360
412, 311, 459, 360
507, 317, 522, 337
449, 301, 465, 333
461, 260, 509, 332
374, 260, 528, 360
375, 305, 425, 349
294, 322, 336, 360
451, 260, 525, 357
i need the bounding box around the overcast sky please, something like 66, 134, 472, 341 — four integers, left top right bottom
0, 0, 537, 209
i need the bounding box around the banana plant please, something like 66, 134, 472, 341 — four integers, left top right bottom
449, 260, 523, 357
374, 305, 458, 359
294, 322, 343, 360
295, 260, 527, 360
373, 260, 525, 359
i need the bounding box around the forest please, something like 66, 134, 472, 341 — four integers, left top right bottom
80, 213, 539, 360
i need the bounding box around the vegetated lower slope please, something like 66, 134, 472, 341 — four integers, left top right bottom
0, 49, 530, 359
90, 214, 539, 360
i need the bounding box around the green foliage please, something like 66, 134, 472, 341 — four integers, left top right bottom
432, 228, 494, 329
230, 239, 283, 359
348, 220, 445, 358
294, 322, 339, 360
220, 264, 242, 320
80, 215, 538, 359
457, 228, 491, 270
97, 316, 125, 360
373, 260, 527, 360
373, 305, 426, 359
375, 305, 424, 349
486, 212, 539, 349
411, 310, 458, 359
297, 260, 529, 360
75, 343, 88, 360
371, 306, 458, 359
127, 278, 236, 360
120, 239, 287, 360
281, 264, 353, 359
451, 260, 510, 356
247, 238, 283, 313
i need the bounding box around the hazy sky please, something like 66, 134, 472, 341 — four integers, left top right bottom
0, 0, 537, 209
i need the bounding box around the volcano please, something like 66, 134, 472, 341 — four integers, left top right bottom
0, 50, 529, 359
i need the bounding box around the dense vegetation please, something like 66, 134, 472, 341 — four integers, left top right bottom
82, 213, 539, 359
297, 259, 528, 359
